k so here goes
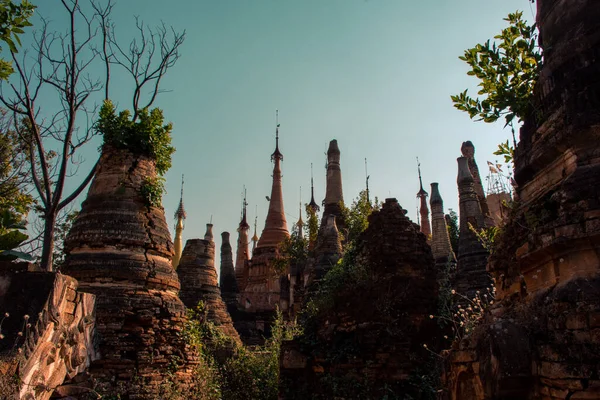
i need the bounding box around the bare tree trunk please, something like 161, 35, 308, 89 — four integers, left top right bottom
40, 211, 56, 271
0, 0, 184, 271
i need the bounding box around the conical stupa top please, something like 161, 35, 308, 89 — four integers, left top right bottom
174, 174, 187, 220
238, 188, 250, 230
308, 163, 320, 212
416, 159, 427, 198
257, 112, 289, 249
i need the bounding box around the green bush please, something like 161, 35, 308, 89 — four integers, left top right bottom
182, 303, 299, 400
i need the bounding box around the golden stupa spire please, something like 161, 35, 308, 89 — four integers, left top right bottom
173, 174, 185, 269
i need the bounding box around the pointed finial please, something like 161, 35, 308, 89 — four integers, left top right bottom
309, 162, 320, 212
365, 158, 370, 204
181, 174, 184, 198
271, 109, 283, 161
174, 174, 187, 220
416, 157, 427, 197
239, 186, 249, 229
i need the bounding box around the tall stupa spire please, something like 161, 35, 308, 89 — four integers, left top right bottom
235, 187, 250, 289
257, 110, 289, 248
416, 158, 431, 240
321, 139, 345, 232
173, 174, 186, 269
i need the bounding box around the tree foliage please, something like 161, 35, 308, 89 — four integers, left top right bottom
445, 209, 459, 256
340, 190, 380, 245
183, 303, 299, 400
305, 204, 319, 246
0, 1, 184, 270
0, 0, 34, 80
98, 100, 175, 176
272, 230, 308, 276
451, 11, 542, 128
0, 112, 32, 224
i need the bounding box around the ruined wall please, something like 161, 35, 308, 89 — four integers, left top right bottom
443, 1, 600, 398
280, 199, 440, 399
0, 271, 95, 400
62, 145, 198, 397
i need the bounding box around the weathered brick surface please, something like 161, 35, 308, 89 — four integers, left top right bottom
62, 145, 197, 398
430, 182, 456, 264
178, 236, 240, 341
456, 156, 492, 301
0, 270, 95, 400
280, 199, 440, 399
443, 1, 600, 398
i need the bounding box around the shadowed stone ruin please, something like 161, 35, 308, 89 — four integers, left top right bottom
177, 231, 240, 341
280, 198, 440, 399
461, 141, 492, 226
304, 214, 342, 289
455, 156, 492, 301
62, 145, 198, 398
442, 1, 600, 398
0, 268, 95, 400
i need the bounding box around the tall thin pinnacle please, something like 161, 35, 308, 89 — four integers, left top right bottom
365, 158, 370, 204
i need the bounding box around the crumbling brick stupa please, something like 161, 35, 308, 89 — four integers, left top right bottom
177, 228, 240, 342
442, 1, 600, 398
62, 145, 198, 398
280, 198, 440, 399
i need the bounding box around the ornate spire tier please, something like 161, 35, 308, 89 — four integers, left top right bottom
256, 112, 289, 249
235, 190, 250, 291
244, 112, 290, 312
416, 158, 431, 240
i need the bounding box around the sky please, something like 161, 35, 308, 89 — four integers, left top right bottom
18, 0, 536, 272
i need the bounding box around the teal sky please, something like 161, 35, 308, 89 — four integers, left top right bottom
23, 1, 535, 270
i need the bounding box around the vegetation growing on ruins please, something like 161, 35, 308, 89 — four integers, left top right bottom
98, 100, 176, 176
183, 302, 299, 400
273, 231, 308, 275
305, 204, 319, 245
339, 189, 380, 244
445, 209, 459, 256
451, 11, 542, 161
0, 0, 185, 270
97, 99, 175, 207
